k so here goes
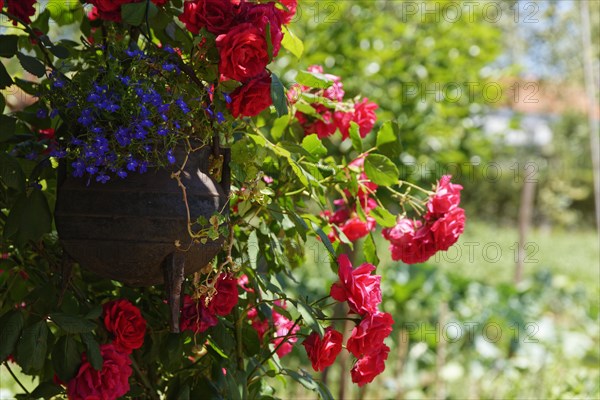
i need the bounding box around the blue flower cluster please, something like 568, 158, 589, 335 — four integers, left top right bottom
45, 46, 227, 184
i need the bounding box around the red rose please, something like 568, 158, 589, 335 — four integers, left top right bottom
333, 111, 353, 139
7, 0, 36, 25
307, 111, 337, 139
346, 312, 394, 358
426, 175, 463, 218
302, 327, 343, 372
38, 128, 55, 140
350, 344, 390, 387
247, 307, 269, 339
352, 98, 378, 137
330, 255, 382, 315
272, 302, 299, 357
67, 344, 132, 400
227, 72, 272, 117
324, 80, 345, 102
306, 65, 345, 102
102, 299, 146, 353
339, 216, 376, 242
216, 23, 270, 82
179, 0, 238, 35
326, 194, 377, 243
206, 273, 239, 316
287, 84, 303, 104
87, 0, 164, 21
180, 294, 218, 333
430, 207, 465, 251
300, 104, 338, 138
277, 0, 297, 24
349, 156, 378, 196
238, 2, 283, 57
383, 219, 437, 264
87, 6, 100, 21
247, 301, 299, 358
88, 0, 133, 21
238, 274, 254, 293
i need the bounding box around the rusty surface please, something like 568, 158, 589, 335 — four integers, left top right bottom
55, 146, 230, 286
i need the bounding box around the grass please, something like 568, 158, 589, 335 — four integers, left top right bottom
432, 221, 600, 293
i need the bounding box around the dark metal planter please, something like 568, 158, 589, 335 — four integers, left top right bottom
55, 145, 230, 331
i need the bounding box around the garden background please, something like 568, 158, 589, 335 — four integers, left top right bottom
1, 0, 599, 399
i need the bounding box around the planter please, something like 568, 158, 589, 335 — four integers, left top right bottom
55, 145, 230, 331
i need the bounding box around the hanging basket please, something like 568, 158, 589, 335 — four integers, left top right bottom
54, 145, 230, 287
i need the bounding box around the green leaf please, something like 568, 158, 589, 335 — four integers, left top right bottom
370, 207, 397, 228
295, 101, 319, 116
177, 384, 191, 400
50, 313, 96, 334
376, 121, 402, 158
0, 311, 24, 362
248, 231, 259, 268
363, 233, 380, 265
295, 301, 323, 337
81, 333, 103, 371
224, 370, 242, 400
281, 26, 304, 59
4, 189, 52, 247
348, 121, 362, 152
0, 62, 14, 89
17, 53, 46, 78
288, 159, 309, 187
270, 73, 288, 117
265, 22, 273, 61
84, 305, 103, 320
0, 35, 19, 58
301, 134, 327, 158
14, 77, 37, 95
295, 70, 333, 89
241, 323, 260, 357
52, 335, 81, 382
29, 382, 62, 399
121, 2, 157, 26
50, 45, 70, 59
364, 154, 399, 187
16, 320, 49, 373
270, 115, 288, 141
161, 333, 184, 370
284, 368, 333, 399
285, 211, 308, 240
0, 115, 17, 142
311, 222, 336, 259
316, 381, 335, 400
207, 337, 229, 359
0, 151, 25, 191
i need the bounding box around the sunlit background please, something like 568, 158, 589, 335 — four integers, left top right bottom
1, 0, 599, 399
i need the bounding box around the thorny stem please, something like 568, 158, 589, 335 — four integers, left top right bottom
318, 316, 361, 322
4, 362, 29, 395
234, 306, 244, 371
131, 355, 159, 400
399, 179, 434, 195
247, 316, 302, 381
310, 295, 331, 307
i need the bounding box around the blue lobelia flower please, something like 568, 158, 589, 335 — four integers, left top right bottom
166, 149, 176, 164
96, 173, 110, 183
